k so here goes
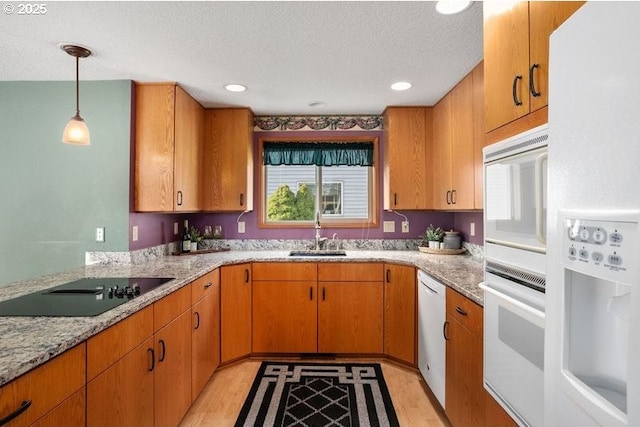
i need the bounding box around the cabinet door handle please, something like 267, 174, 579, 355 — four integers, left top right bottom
394, 193, 397, 206
443, 321, 450, 340
158, 339, 166, 362
194, 311, 200, 330
239, 193, 244, 207
385, 269, 391, 283
529, 63, 541, 97
322, 286, 326, 301
455, 306, 468, 316
0, 400, 32, 426
147, 348, 155, 372
451, 189, 457, 205
310, 287, 313, 300
446, 190, 451, 205
512, 75, 523, 106
244, 269, 250, 283
177, 190, 183, 206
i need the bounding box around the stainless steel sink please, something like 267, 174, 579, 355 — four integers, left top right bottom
288, 250, 347, 257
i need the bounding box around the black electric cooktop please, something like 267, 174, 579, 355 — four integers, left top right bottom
0, 277, 174, 317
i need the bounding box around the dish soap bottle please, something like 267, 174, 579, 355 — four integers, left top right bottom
182, 220, 191, 253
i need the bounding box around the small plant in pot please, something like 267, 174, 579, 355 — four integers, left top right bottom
189, 226, 202, 251
421, 224, 445, 249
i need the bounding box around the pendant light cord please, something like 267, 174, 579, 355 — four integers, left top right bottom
75, 55, 80, 116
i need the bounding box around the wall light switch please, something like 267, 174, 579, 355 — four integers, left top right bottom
383, 221, 395, 233
470, 222, 476, 237
401, 221, 410, 233
132, 226, 138, 242
238, 221, 246, 233
96, 227, 105, 243
173, 222, 179, 235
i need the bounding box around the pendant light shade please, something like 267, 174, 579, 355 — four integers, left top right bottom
60, 44, 92, 145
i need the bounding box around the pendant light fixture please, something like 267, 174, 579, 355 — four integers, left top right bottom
61, 44, 92, 145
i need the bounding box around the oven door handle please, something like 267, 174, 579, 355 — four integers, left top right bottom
479, 282, 545, 321
534, 152, 547, 245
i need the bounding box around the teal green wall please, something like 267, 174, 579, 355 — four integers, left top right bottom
0, 81, 132, 285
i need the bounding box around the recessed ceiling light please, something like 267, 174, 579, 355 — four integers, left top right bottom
308, 101, 326, 108
436, 0, 472, 15
224, 84, 247, 92
391, 81, 412, 91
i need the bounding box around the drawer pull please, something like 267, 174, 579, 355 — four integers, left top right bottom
0, 400, 32, 426
455, 306, 468, 316
147, 348, 155, 372
194, 311, 200, 330
443, 321, 450, 341
204, 281, 212, 289
386, 269, 391, 283
322, 286, 326, 301
309, 287, 313, 301
244, 269, 250, 283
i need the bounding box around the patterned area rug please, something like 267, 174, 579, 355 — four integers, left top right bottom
234, 362, 400, 427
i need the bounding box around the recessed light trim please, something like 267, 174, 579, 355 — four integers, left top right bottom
391, 81, 412, 91
224, 83, 247, 92
436, 0, 472, 15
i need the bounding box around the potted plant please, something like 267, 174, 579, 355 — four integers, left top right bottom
421, 224, 445, 249
189, 226, 202, 251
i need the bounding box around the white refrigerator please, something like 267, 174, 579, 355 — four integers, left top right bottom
546, 2, 640, 427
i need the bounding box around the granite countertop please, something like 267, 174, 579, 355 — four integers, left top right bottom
0, 249, 483, 387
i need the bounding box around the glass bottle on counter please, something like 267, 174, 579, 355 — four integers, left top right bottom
182, 220, 191, 253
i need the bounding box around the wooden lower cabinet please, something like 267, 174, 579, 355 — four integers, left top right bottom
87, 337, 155, 427
253, 280, 318, 353
0, 344, 85, 427
191, 269, 221, 400
383, 264, 416, 365
30, 388, 85, 427
221, 263, 252, 363
318, 281, 383, 353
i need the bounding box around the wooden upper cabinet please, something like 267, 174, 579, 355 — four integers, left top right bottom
202, 108, 254, 212
383, 107, 433, 210
134, 83, 204, 212
483, 1, 584, 132
432, 63, 481, 211
472, 62, 486, 209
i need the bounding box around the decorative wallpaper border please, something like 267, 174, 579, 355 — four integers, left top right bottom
254, 115, 383, 131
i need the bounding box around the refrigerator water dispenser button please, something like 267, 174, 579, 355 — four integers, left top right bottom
579, 249, 589, 259
579, 229, 590, 240
608, 254, 622, 266
610, 232, 623, 244
592, 252, 604, 263
593, 229, 607, 243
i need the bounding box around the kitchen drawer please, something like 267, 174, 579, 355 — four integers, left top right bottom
154, 283, 191, 332
0, 344, 85, 427
253, 262, 317, 281
191, 268, 220, 304
446, 287, 483, 339
318, 262, 383, 282
87, 305, 153, 380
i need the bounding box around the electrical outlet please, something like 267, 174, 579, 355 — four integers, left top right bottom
383, 221, 395, 233
173, 222, 179, 235
470, 222, 476, 237
238, 221, 245, 233
401, 221, 410, 233
132, 226, 138, 242
96, 227, 105, 242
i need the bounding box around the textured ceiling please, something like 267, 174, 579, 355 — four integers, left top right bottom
0, 1, 483, 115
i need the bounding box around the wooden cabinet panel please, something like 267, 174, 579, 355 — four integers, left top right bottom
432, 94, 452, 210
450, 73, 475, 210
253, 262, 317, 281
29, 388, 85, 427
473, 62, 486, 209
445, 312, 484, 427
87, 305, 153, 381
134, 83, 204, 212
154, 310, 192, 427
174, 86, 203, 211
87, 338, 155, 427
317, 262, 382, 282
191, 279, 220, 401
191, 268, 220, 305
446, 288, 483, 339
202, 108, 254, 212
483, 1, 583, 132
154, 284, 192, 333
221, 263, 252, 363
318, 282, 383, 353
0, 344, 85, 427
383, 107, 433, 210
383, 264, 416, 365
252, 281, 318, 353
485, 391, 517, 427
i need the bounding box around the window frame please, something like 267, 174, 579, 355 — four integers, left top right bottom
258, 136, 379, 229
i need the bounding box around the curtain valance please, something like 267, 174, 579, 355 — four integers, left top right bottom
263, 141, 374, 166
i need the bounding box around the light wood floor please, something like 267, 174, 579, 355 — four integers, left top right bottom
180, 358, 450, 427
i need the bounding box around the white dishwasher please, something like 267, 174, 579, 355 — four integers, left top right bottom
418, 269, 446, 408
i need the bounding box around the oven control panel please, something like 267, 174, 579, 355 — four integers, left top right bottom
562, 210, 638, 282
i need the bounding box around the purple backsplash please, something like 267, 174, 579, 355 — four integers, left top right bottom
129, 128, 484, 249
